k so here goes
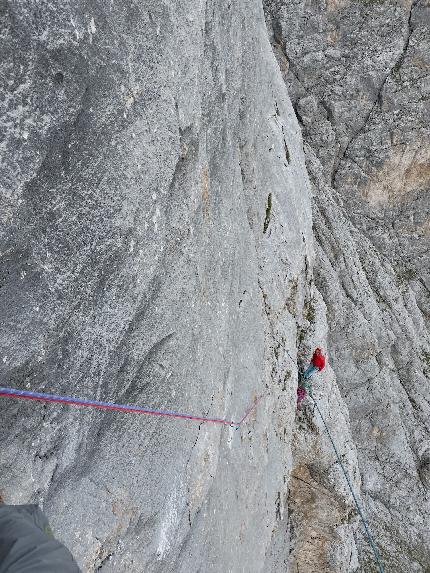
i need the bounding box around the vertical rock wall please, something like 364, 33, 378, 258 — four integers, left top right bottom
264, 0, 430, 570
2, 0, 426, 571
0, 0, 339, 571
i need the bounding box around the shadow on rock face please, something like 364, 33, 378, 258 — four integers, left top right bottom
419, 451, 430, 490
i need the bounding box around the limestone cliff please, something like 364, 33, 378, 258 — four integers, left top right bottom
265, 0, 430, 571
0, 0, 428, 572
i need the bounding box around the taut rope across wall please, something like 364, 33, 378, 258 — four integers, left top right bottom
0, 386, 263, 429
0, 384, 385, 571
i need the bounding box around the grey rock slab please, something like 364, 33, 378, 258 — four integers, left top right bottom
264, 0, 430, 569
0, 0, 319, 571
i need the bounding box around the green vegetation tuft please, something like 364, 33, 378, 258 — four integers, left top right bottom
286, 277, 299, 316
422, 350, 430, 367
395, 267, 418, 289
263, 193, 272, 234
283, 138, 290, 164
303, 299, 316, 323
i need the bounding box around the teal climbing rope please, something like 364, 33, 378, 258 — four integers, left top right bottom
309, 394, 385, 573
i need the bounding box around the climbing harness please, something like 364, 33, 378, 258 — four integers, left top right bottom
309, 394, 385, 573
0, 386, 263, 429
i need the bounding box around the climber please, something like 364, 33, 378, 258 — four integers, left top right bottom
297, 348, 326, 409
303, 347, 326, 379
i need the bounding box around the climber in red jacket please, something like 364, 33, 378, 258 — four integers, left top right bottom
304, 347, 326, 379
297, 348, 326, 409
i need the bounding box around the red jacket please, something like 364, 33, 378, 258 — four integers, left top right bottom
311, 350, 326, 371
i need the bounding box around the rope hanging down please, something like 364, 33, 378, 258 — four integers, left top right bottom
0, 387, 263, 429
309, 394, 385, 573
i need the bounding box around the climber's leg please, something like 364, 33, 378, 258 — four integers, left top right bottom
303, 365, 318, 379
297, 386, 307, 409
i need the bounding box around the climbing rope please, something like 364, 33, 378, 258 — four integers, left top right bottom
0, 386, 263, 429
309, 394, 385, 573
0, 382, 384, 572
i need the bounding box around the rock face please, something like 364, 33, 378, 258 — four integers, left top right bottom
264, 0, 430, 571
0, 0, 318, 571
265, 0, 430, 315
0, 1, 428, 572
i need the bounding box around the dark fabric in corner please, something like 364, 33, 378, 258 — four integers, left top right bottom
0, 505, 80, 572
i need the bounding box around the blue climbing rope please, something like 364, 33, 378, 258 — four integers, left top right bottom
309, 394, 385, 573
0, 386, 263, 428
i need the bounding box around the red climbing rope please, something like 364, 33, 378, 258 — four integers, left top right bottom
0, 387, 263, 429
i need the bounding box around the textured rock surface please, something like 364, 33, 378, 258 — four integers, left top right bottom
0, 0, 343, 571
264, 0, 430, 317
264, 0, 430, 571
1, 0, 429, 572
